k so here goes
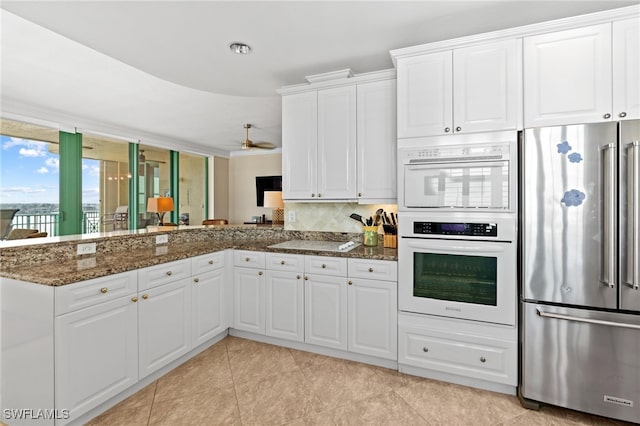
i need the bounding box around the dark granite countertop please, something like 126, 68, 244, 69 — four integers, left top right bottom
0, 237, 397, 286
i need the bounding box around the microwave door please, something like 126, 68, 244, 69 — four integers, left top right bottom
404, 161, 509, 209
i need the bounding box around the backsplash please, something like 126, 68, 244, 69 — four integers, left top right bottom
284, 203, 397, 233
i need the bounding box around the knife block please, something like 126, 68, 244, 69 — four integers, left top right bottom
383, 234, 397, 249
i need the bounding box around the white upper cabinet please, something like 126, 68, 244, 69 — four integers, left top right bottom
613, 18, 640, 120
357, 79, 397, 202
317, 86, 357, 199
396, 39, 518, 138
282, 91, 318, 200
524, 23, 613, 127
397, 50, 453, 138
453, 39, 519, 133
280, 70, 395, 202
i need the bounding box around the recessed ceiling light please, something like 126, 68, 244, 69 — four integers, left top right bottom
229, 42, 251, 54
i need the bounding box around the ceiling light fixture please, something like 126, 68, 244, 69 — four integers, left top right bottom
229, 42, 251, 54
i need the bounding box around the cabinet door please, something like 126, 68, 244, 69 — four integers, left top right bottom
304, 274, 347, 350
138, 278, 191, 379
282, 91, 318, 199
357, 79, 397, 201
397, 51, 453, 138
613, 18, 640, 120
347, 278, 397, 360
55, 296, 138, 423
524, 23, 612, 127
192, 269, 225, 347
233, 267, 265, 334
453, 39, 518, 133
265, 270, 304, 342
317, 85, 357, 199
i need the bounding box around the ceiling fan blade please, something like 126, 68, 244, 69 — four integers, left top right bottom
252, 142, 276, 149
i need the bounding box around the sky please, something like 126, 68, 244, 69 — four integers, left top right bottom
0, 135, 99, 205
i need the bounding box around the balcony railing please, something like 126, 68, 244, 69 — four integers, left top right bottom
10, 211, 102, 237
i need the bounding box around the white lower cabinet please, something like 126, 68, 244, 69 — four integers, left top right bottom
55, 293, 138, 424
398, 312, 517, 387
304, 273, 348, 350
347, 278, 397, 360
233, 266, 266, 334
138, 277, 192, 379
191, 252, 226, 347
265, 270, 304, 342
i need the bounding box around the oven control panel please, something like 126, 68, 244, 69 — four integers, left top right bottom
413, 221, 498, 237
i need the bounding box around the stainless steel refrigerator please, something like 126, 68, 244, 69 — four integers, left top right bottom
521, 120, 639, 423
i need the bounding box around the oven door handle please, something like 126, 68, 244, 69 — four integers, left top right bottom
403, 240, 509, 253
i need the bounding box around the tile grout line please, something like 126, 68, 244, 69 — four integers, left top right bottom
146, 381, 159, 426
225, 339, 246, 425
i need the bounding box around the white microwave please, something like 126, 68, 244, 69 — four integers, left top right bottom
398, 132, 518, 212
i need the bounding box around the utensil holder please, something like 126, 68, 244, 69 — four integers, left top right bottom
383, 234, 397, 249
362, 226, 379, 247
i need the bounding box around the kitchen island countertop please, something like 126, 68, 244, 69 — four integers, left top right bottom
0, 234, 397, 286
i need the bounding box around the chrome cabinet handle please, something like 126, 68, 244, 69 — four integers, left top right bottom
280, 260, 285, 265
601, 143, 617, 289
208, 260, 214, 264
604, 113, 612, 119
422, 347, 429, 353
311, 193, 315, 197
304, 276, 309, 281
626, 141, 639, 290
455, 126, 462, 132
348, 281, 352, 285
321, 264, 326, 269
537, 309, 640, 330
318, 193, 322, 198
245, 257, 250, 262
368, 267, 373, 272
296, 275, 301, 279
619, 112, 627, 118
166, 271, 172, 276
258, 271, 263, 276
480, 357, 486, 363
194, 277, 200, 283
358, 192, 362, 197
444, 127, 451, 133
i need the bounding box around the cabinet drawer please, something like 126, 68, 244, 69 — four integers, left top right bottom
138, 259, 191, 291
348, 259, 397, 281
192, 251, 225, 275
234, 250, 266, 269
398, 322, 517, 386
266, 253, 304, 272
304, 255, 347, 276
55, 271, 137, 315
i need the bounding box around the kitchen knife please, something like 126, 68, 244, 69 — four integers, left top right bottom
383, 212, 391, 225
390, 212, 396, 226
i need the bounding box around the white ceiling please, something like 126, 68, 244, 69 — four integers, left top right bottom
0, 1, 635, 155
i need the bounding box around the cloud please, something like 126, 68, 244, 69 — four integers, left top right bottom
19, 147, 46, 157
45, 157, 60, 169
0, 186, 47, 194
36, 167, 49, 174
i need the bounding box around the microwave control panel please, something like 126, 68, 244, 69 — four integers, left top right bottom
413, 222, 498, 237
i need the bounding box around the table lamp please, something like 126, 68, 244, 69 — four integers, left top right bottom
263, 191, 284, 225
147, 197, 174, 225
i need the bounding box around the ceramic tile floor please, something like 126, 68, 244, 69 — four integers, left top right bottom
86, 336, 634, 426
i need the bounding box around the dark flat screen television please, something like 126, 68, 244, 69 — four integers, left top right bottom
256, 176, 282, 206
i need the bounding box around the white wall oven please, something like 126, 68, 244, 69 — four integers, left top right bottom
398, 213, 516, 326
398, 131, 517, 212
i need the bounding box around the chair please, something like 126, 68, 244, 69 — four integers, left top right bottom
101, 206, 129, 231
0, 209, 20, 240
202, 219, 228, 225
6, 228, 40, 240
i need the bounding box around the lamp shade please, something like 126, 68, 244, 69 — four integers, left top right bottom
263, 191, 284, 209
147, 197, 174, 213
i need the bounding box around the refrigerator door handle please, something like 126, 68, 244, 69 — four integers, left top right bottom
537, 309, 640, 330
601, 143, 617, 289
626, 141, 640, 290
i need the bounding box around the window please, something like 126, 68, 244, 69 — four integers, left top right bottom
0, 118, 60, 237
178, 152, 206, 225
138, 145, 170, 227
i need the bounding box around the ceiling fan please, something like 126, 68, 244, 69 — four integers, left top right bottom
241, 124, 275, 150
